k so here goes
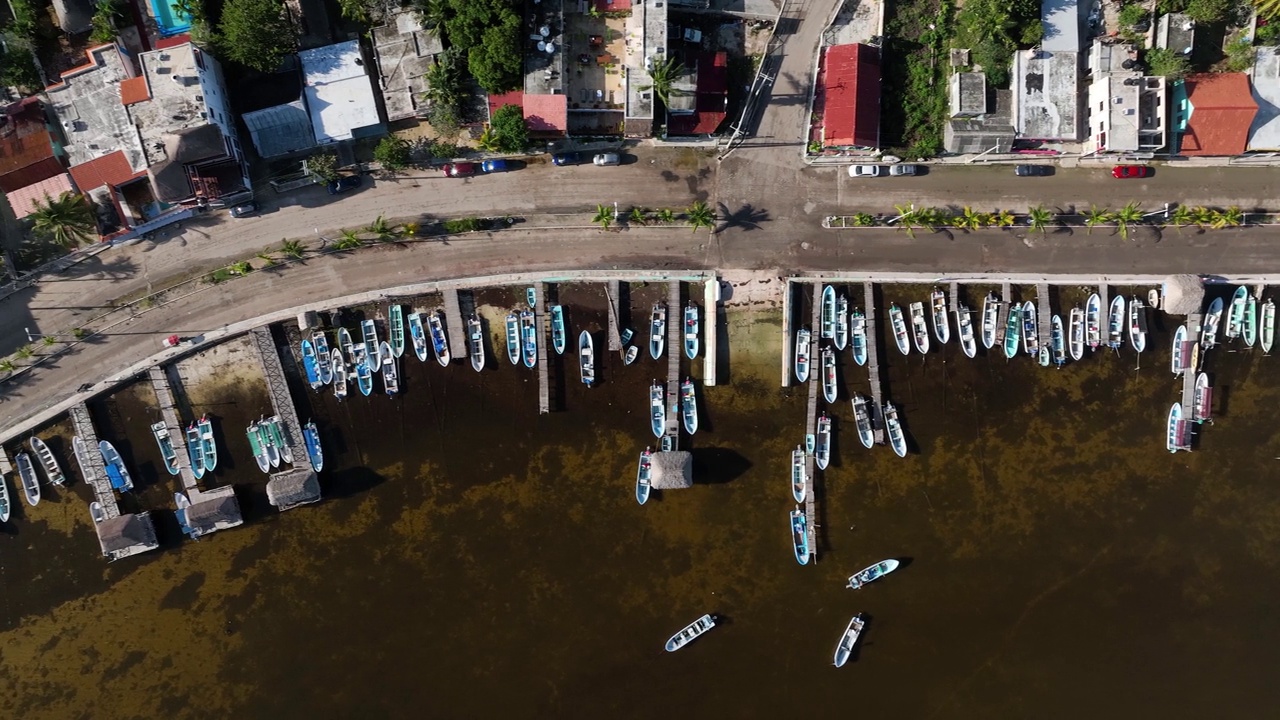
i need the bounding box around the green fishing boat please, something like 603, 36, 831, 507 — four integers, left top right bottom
388, 305, 406, 358
1003, 304, 1021, 359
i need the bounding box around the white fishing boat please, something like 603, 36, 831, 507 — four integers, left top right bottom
1193, 372, 1212, 424
0, 473, 10, 522
388, 305, 406, 359
578, 331, 595, 386
791, 508, 811, 565
791, 446, 807, 503
338, 327, 356, 366
1107, 295, 1125, 350
505, 314, 520, 365
1068, 307, 1084, 361
909, 301, 930, 354
469, 316, 486, 372
380, 341, 399, 396
889, 304, 910, 355
1085, 293, 1102, 350
199, 415, 216, 471
149, 422, 180, 476
820, 285, 837, 340
821, 346, 837, 403
1243, 294, 1258, 349
407, 312, 429, 362
665, 614, 716, 652
981, 293, 998, 350
313, 331, 333, 385
99, 441, 133, 492
684, 304, 699, 360
649, 303, 666, 360
846, 558, 901, 589
361, 319, 382, 373
1226, 285, 1248, 340
1050, 314, 1066, 367
30, 436, 66, 486
681, 378, 697, 434
650, 382, 665, 439
884, 402, 907, 458
624, 346, 638, 365
956, 303, 976, 359
833, 295, 849, 351
550, 305, 567, 355
301, 338, 321, 389
931, 287, 950, 344
814, 413, 831, 471
331, 350, 348, 401
1167, 402, 1185, 453
1262, 299, 1276, 354
1128, 296, 1147, 353
427, 312, 451, 367
794, 328, 812, 383
1022, 300, 1038, 356
89, 501, 105, 524
1171, 325, 1188, 377
851, 310, 868, 365
1201, 297, 1223, 350
832, 614, 866, 668
1148, 288, 1160, 309
16, 452, 39, 506
635, 448, 652, 505
852, 394, 874, 449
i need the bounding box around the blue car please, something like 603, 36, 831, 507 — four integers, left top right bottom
481, 159, 510, 173
552, 152, 586, 166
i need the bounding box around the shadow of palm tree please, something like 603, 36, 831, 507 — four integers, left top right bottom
714, 203, 769, 233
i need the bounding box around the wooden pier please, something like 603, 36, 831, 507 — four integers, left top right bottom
949, 282, 960, 313
1099, 284, 1109, 325
249, 328, 306, 464
442, 288, 467, 359
1182, 312, 1203, 419
781, 280, 795, 387
862, 282, 885, 444
607, 280, 621, 351
68, 403, 118, 518
803, 282, 821, 561
537, 282, 550, 415
703, 278, 718, 386
665, 281, 682, 445
148, 365, 199, 493
1036, 283, 1052, 350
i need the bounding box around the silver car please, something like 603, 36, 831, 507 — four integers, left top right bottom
848, 165, 884, 178
888, 164, 919, 176
593, 153, 621, 166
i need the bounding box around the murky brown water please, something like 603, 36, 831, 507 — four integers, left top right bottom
4, 282, 1280, 718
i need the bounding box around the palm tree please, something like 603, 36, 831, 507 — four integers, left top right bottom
1027, 206, 1054, 235
1190, 206, 1215, 228
686, 201, 715, 232
990, 210, 1015, 228
0, 359, 13, 373
628, 207, 647, 225
1167, 204, 1195, 230
15, 344, 32, 360
402, 221, 420, 237
256, 252, 277, 267
30, 192, 96, 248
280, 239, 306, 258
656, 208, 676, 224
229, 260, 252, 275
333, 229, 364, 250
914, 207, 946, 231
592, 204, 613, 230
638, 56, 687, 107
1084, 205, 1112, 235
368, 215, 396, 242
1212, 206, 1244, 229
893, 203, 919, 238
850, 212, 876, 227
952, 206, 982, 231
42, 335, 56, 346
1113, 201, 1145, 241
1259, 0, 1280, 20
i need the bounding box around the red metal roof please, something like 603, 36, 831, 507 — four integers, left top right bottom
822, 43, 881, 148
155, 34, 192, 50
1182, 73, 1257, 156
523, 93, 567, 135
487, 90, 523, 121
0, 98, 63, 192
120, 76, 151, 106
68, 150, 146, 191
668, 52, 729, 136
5, 173, 75, 218
592, 0, 632, 11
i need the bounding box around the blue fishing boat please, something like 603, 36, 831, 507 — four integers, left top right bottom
681, 378, 697, 434
846, 558, 901, 589
150, 422, 180, 476
1201, 296, 1224, 349
520, 310, 537, 368
505, 313, 520, 365
186, 422, 205, 479
619, 328, 633, 346
834, 295, 849, 351
427, 312, 451, 367
650, 382, 665, 438
820, 285, 836, 339
851, 310, 868, 365
852, 394, 874, 449
636, 448, 652, 505
361, 319, 382, 372
469, 316, 486, 372
649, 303, 666, 360
300, 339, 321, 389
791, 446, 807, 502
355, 353, 373, 396
815, 413, 831, 470
313, 331, 333, 385
551, 305, 567, 355
684, 304, 699, 359
526, 287, 537, 308
199, 414, 217, 471
380, 341, 399, 396
791, 508, 811, 565
408, 312, 429, 362
388, 304, 406, 358
303, 421, 324, 472
98, 441, 133, 492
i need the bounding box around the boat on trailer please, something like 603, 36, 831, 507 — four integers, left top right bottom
331, 350, 348, 401
885, 402, 907, 458
815, 413, 831, 470
99, 441, 133, 492
1003, 304, 1021, 360
520, 310, 537, 368
956, 304, 976, 359
1226, 286, 1248, 340
469, 316, 486, 372
550, 305, 567, 355
846, 558, 901, 589
684, 304, 699, 359
16, 452, 40, 506
199, 415, 217, 471
1068, 307, 1085, 361
1050, 315, 1066, 366
820, 285, 837, 340
851, 310, 868, 365
408, 312, 429, 362
650, 382, 665, 438
681, 378, 697, 434
834, 295, 849, 351
300, 338, 321, 389
636, 448, 652, 505
1022, 300, 1038, 356
649, 303, 667, 360
1107, 296, 1125, 350
931, 288, 950, 344
852, 394, 874, 449
427, 312, 451, 367
246, 422, 271, 473
1085, 293, 1102, 350
889, 304, 910, 356
303, 420, 324, 472
30, 436, 66, 486
73, 436, 98, 485
909, 301, 930, 354
1167, 403, 1185, 453
821, 346, 837, 403
981, 293, 998, 350
794, 328, 812, 383
1262, 299, 1276, 354
1243, 294, 1258, 348
338, 327, 356, 366
665, 614, 716, 652
361, 319, 382, 373
791, 508, 811, 565
380, 341, 400, 396
505, 314, 520, 365
791, 446, 807, 502
833, 614, 866, 668
1128, 296, 1147, 353
1193, 372, 1212, 424
150, 422, 180, 476
579, 331, 596, 386
388, 304, 406, 359
1171, 325, 1188, 377
1201, 296, 1224, 350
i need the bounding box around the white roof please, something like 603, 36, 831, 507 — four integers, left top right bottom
300, 41, 381, 144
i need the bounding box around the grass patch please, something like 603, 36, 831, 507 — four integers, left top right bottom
881, 0, 953, 157
441, 217, 484, 234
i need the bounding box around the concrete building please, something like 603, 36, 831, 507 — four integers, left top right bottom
1011, 0, 1081, 142
1156, 13, 1197, 56
944, 71, 1014, 154
667, 51, 729, 137
1248, 47, 1280, 151
623, 0, 666, 137
821, 43, 880, 148
300, 41, 385, 145
371, 10, 442, 122
1083, 39, 1166, 155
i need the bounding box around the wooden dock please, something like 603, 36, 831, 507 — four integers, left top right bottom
148, 365, 199, 493
801, 282, 821, 560
949, 282, 960, 313
1099, 284, 1109, 325
442, 288, 467, 358
607, 280, 621, 351
1182, 312, 1203, 420
703, 278, 718, 386
248, 328, 306, 464
781, 280, 794, 387
1036, 283, 1052, 350
68, 403, 118, 518
665, 281, 682, 445
862, 282, 885, 444
537, 282, 550, 415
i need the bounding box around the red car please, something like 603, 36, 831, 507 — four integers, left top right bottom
1111, 165, 1150, 179
442, 162, 477, 178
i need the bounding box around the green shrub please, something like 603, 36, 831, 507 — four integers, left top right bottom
1145, 47, 1191, 80
1225, 37, 1255, 73
442, 217, 482, 233
374, 136, 411, 171
1118, 3, 1148, 27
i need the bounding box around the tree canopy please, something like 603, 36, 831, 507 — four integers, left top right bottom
467, 12, 522, 93
218, 0, 297, 73
488, 104, 529, 153
417, 0, 523, 93
30, 192, 96, 248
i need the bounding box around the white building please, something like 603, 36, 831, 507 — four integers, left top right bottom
300, 41, 385, 144
1083, 39, 1166, 155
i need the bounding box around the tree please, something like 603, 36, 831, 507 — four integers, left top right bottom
850, 212, 876, 227
592, 204, 613, 230
1027, 206, 1054, 235
686, 201, 715, 232
639, 56, 686, 106
1084, 205, 1112, 234
280, 239, 306, 258
1225, 37, 1255, 73
952, 207, 983, 231
338, 0, 378, 23
990, 209, 1015, 227
1144, 48, 1191, 80
628, 207, 647, 225
374, 136, 411, 172
229, 260, 252, 275
468, 13, 522, 93
1113, 201, 1145, 241
308, 152, 339, 182
488, 104, 529, 153
656, 209, 676, 224
218, 0, 297, 73
30, 192, 96, 248
1167, 204, 1196, 230
90, 0, 124, 44
894, 204, 920, 238
1212, 206, 1244, 229
1185, 0, 1235, 22
1262, 0, 1280, 20
368, 215, 397, 242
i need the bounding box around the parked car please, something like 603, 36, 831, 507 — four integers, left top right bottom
593, 153, 621, 166
327, 175, 362, 194
1111, 165, 1150, 179
848, 165, 884, 178
888, 164, 920, 176
552, 152, 586, 166
1013, 165, 1052, 177
442, 162, 478, 178
229, 201, 258, 217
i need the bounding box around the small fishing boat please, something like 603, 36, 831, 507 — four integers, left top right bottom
380, 341, 399, 396
650, 382, 665, 438
832, 614, 866, 668
303, 420, 324, 472
684, 304, 699, 359
0, 474, 9, 522
150, 422, 180, 476
661, 435, 673, 452
851, 310, 868, 365
187, 421, 206, 479
338, 327, 356, 365
820, 285, 837, 340
99, 441, 133, 492
981, 293, 998, 350
1226, 285, 1248, 340
388, 304, 406, 358
1022, 300, 1038, 356
665, 614, 716, 652
408, 312, 429, 362
956, 304, 976, 359
526, 287, 537, 308
579, 331, 595, 386
931, 288, 950, 344
1171, 325, 1188, 377
199, 414, 217, 470
1243, 294, 1258, 348
680, 378, 698, 434
550, 305, 567, 355
505, 314, 520, 365
469, 316, 486, 372
1166, 403, 1184, 453
72, 436, 98, 485
89, 500, 105, 524
791, 446, 807, 502
1038, 346, 1050, 367
313, 332, 333, 385
1050, 314, 1066, 367
794, 328, 812, 383
620, 328, 633, 346
1262, 299, 1276, 354
361, 319, 382, 373
174, 492, 193, 537
624, 346, 638, 365
815, 413, 831, 470
1193, 372, 1212, 424
884, 402, 907, 458
791, 508, 811, 565
264, 417, 289, 466
649, 303, 667, 360
909, 301, 930, 354
1068, 307, 1085, 361
889, 304, 910, 356
852, 394, 874, 449
427, 312, 451, 367
331, 350, 348, 401
1201, 296, 1224, 350
30, 436, 66, 486
833, 295, 849, 351
246, 422, 270, 473
1085, 293, 1102, 350
805, 433, 815, 454
1107, 295, 1125, 350
1148, 288, 1160, 309
300, 338, 321, 389
520, 310, 537, 368
16, 452, 39, 506
821, 346, 837, 403
355, 352, 373, 396
846, 558, 901, 589
636, 448, 652, 505
1003, 303, 1021, 360
1128, 296, 1147, 353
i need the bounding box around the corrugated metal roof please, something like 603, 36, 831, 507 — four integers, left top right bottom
822, 44, 880, 148
243, 101, 317, 157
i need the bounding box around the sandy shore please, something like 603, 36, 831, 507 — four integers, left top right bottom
173, 335, 263, 407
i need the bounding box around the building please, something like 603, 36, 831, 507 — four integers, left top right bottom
1248, 47, 1280, 151
94, 512, 160, 561
300, 41, 385, 145
1177, 73, 1257, 156
649, 450, 692, 489
821, 43, 881, 148
668, 52, 729, 137
266, 467, 322, 511
944, 71, 1014, 154
1156, 13, 1197, 56
0, 98, 65, 193
1012, 0, 1081, 142
623, 0, 667, 136
242, 101, 317, 158
5, 174, 76, 219
1082, 39, 1166, 155
179, 486, 244, 539
371, 10, 442, 122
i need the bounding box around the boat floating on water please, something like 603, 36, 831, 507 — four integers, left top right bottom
909, 301, 930, 354
821, 285, 837, 340
16, 452, 39, 506
1128, 296, 1147, 353
0, 474, 10, 522
681, 378, 697, 434
1107, 295, 1125, 350
388, 305, 406, 359
815, 413, 831, 471
1171, 325, 1188, 377
1243, 294, 1258, 349
1261, 299, 1276, 354
99, 441, 133, 492
1193, 372, 1212, 424
846, 558, 901, 589
931, 288, 950, 344
620, 328, 633, 346
149, 422, 180, 476
266, 416, 292, 465
408, 312, 429, 363
1050, 315, 1066, 367
303, 420, 324, 472
636, 448, 652, 505
1037, 346, 1050, 367
1003, 303, 1021, 360
1148, 288, 1160, 309
956, 303, 976, 359
1226, 286, 1248, 340
89, 500, 105, 524
520, 310, 538, 368
30, 436, 66, 486
1167, 403, 1185, 453
247, 422, 271, 473
981, 293, 998, 350
186, 423, 206, 479
889, 304, 910, 356
1068, 307, 1084, 362
852, 394, 874, 449
300, 338, 321, 390
885, 402, 907, 458
380, 341, 399, 396
361, 319, 382, 373
199, 415, 217, 471
791, 508, 811, 565
1085, 293, 1102, 350
851, 310, 868, 365
550, 305, 567, 355
428, 312, 451, 367
821, 346, 837, 403
331, 350, 348, 401
833, 295, 849, 351
469, 316, 486, 372
624, 346, 638, 365
665, 614, 716, 652
313, 331, 334, 385
832, 614, 866, 668
684, 304, 699, 359
579, 331, 595, 386
526, 287, 537, 308
1201, 296, 1224, 350
791, 446, 807, 503
794, 328, 812, 383
1022, 300, 1038, 356
355, 351, 373, 396
505, 314, 520, 365
650, 382, 665, 439
650, 303, 667, 360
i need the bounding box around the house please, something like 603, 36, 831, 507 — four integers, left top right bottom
1177, 73, 1257, 156
1156, 13, 1196, 56
1248, 47, 1280, 151
944, 71, 1015, 154
243, 101, 317, 158
821, 43, 881, 148
1011, 0, 1081, 142
6, 174, 77, 219
372, 10, 442, 122
180, 486, 244, 539
267, 467, 322, 511
1083, 39, 1166, 155
623, 0, 668, 137
0, 98, 65, 193
300, 41, 385, 144
668, 51, 729, 137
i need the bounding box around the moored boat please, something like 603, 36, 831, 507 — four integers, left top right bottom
820, 285, 836, 339
89, 500, 105, 524
361, 319, 381, 373
338, 327, 356, 366
852, 394, 874, 449
388, 304, 406, 358
72, 436, 99, 485
681, 378, 697, 434
150, 422, 180, 476
1085, 293, 1102, 350
580, 331, 595, 387
408, 312, 429, 362
1107, 295, 1125, 349
791, 446, 807, 502
16, 452, 39, 506
1193, 372, 1212, 424
260, 419, 282, 467
0, 474, 10, 522
931, 287, 950, 344
636, 448, 652, 505
846, 558, 901, 589
909, 301, 930, 354
981, 293, 998, 350
1022, 300, 1038, 356
380, 341, 400, 396
851, 310, 868, 364
815, 413, 831, 470
1167, 402, 1184, 453
303, 420, 324, 472
649, 303, 666, 360
30, 436, 66, 486
833, 614, 866, 668
300, 338, 321, 389
355, 352, 373, 396
624, 346, 638, 365
520, 310, 537, 368
1038, 346, 1050, 367
889, 304, 910, 356
1149, 288, 1160, 309
313, 332, 333, 385
268, 416, 292, 465
526, 287, 537, 308
246, 422, 271, 473
791, 508, 811, 565
469, 316, 486, 372
1243, 294, 1258, 348
551, 305, 567, 355
427, 312, 451, 367
1050, 314, 1066, 366
1226, 285, 1248, 340
684, 304, 699, 359
1171, 325, 1188, 377
650, 382, 665, 439
1003, 303, 1021, 359
665, 614, 716, 652
98, 441, 133, 492
174, 492, 193, 536
821, 346, 837, 403
1128, 296, 1147, 353
1068, 307, 1085, 361
199, 414, 217, 471
1262, 299, 1276, 353
505, 314, 520, 365
885, 402, 907, 458
1201, 296, 1224, 349
956, 303, 976, 359
794, 328, 812, 383
331, 350, 348, 401
833, 295, 849, 351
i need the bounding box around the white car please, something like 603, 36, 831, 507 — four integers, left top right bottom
848, 165, 884, 178
593, 153, 621, 166
888, 164, 919, 176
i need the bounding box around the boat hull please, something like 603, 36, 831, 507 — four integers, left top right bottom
981, 294, 998, 350
851, 313, 868, 365
852, 395, 874, 449
1068, 307, 1085, 361
890, 305, 910, 356
665, 614, 716, 652
551, 305, 567, 355
150, 422, 180, 476
389, 305, 406, 358
1085, 293, 1102, 349
649, 304, 666, 360
791, 447, 807, 503
833, 615, 865, 668
931, 289, 950, 344
428, 313, 451, 367
636, 449, 652, 505
681, 380, 697, 434
684, 305, 699, 359
957, 305, 976, 359
833, 296, 848, 351
579, 331, 595, 386
469, 317, 486, 372
408, 313, 430, 363
1262, 300, 1276, 353
520, 311, 537, 368
16, 453, 39, 506
650, 384, 665, 439
794, 329, 811, 383
199, 416, 217, 471
846, 558, 901, 589
815, 414, 831, 470
791, 510, 811, 565
505, 315, 520, 365
821, 347, 837, 403
303, 421, 324, 473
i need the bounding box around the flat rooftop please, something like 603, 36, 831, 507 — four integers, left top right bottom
1250, 47, 1280, 150
1041, 0, 1081, 53
129, 43, 212, 167
1014, 49, 1080, 141
45, 44, 148, 172
371, 11, 441, 121
300, 41, 382, 144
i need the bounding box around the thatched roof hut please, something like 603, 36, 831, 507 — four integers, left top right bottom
1161, 275, 1204, 316
183, 487, 244, 538
650, 451, 692, 489
266, 468, 322, 511
95, 512, 159, 561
